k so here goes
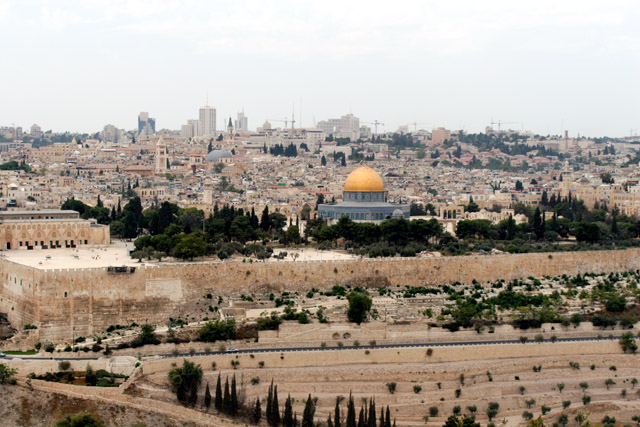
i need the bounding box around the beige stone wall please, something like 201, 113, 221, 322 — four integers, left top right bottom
2, 248, 640, 342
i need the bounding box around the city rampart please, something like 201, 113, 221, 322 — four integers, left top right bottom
2, 248, 640, 342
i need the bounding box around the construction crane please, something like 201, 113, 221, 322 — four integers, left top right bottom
406, 122, 432, 132
363, 120, 385, 135
490, 119, 518, 132
267, 118, 289, 128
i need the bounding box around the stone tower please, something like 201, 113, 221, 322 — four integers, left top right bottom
155, 135, 169, 174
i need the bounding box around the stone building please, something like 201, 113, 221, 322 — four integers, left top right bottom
0, 210, 110, 250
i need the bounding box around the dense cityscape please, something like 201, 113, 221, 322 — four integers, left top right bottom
1, 2, 639, 427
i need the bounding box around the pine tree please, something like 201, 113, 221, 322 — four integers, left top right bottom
302, 394, 316, 427
204, 382, 211, 408
223, 377, 231, 414
253, 397, 262, 424
230, 374, 238, 415
346, 394, 356, 427
215, 374, 223, 411
283, 395, 294, 427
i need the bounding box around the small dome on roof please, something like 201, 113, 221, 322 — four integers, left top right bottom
205, 150, 232, 163
392, 209, 404, 219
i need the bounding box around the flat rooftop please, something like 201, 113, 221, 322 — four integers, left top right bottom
0, 241, 357, 270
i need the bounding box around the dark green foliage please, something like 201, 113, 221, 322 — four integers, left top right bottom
283, 394, 294, 427
443, 415, 481, 427
253, 397, 262, 424
53, 413, 104, 427
204, 382, 211, 408
302, 394, 316, 427
198, 319, 236, 342
347, 290, 372, 324
215, 374, 222, 411
347, 394, 356, 427
168, 360, 202, 405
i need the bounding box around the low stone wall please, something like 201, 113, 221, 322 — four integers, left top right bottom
140, 340, 625, 376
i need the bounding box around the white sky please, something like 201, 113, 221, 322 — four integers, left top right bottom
1, 0, 638, 137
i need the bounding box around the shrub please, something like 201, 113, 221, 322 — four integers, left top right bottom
58, 361, 71, 371
523, 411, 534, 420
541, 405, 551, 415
198, 319, 236, 342
53, 413, 104, 427
413, 385, 422, 394
386, 382, 397, 394
44, 344, 55, 353
429, 406, 439, 417
251, 377, 260, 385
582, 395, 591, 405
562, 400, 571, 409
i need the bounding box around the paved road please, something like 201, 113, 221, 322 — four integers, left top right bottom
4, 335, 622, 361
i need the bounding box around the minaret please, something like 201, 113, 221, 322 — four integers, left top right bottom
203, 180, 214, 205
155, 136, 169, 174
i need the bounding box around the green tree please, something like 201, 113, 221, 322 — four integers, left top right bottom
173, 232, 207, 260
253, 397, 262, 424
168, 360, 203, 404
286, 225, 302, 245
443, 415, 481, 427
204, 382, 211, 408
283, 394, 294, 427
486, 402, 500, 421
198, 319, 236, 342
347, 290, 372, 324
619, 332, 637, 353
347, 394, 356, 427
0, 363, 17, 384
302, 394, 316, 427
215, 374, 223, 411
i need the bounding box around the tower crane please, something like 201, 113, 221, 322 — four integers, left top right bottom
267, 118, 289, 128
363, 120, 385, 135
490, 119, 518, 132
406, 122, 432, 132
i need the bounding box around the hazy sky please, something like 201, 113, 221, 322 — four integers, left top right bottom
1, 0, 638, 137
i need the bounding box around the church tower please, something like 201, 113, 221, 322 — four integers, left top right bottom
155, 136, 169, 174
227, 117, 234, 141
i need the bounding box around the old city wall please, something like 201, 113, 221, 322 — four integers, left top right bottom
2, 248, 640, 342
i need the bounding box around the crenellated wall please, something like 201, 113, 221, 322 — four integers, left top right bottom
2, 248, 640, 342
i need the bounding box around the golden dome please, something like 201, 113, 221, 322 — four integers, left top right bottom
343, 166, 385, 192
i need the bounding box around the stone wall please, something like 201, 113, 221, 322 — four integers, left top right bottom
2, 248, 640, 342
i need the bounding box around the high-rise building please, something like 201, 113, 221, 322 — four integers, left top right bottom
431, 127, 451, 144
181, 119, 199, 139
317, 114, 360, 140
30, 124, 43, 139
235, 110, 248, 133
199, 106, 217, 137
138, 112, 156, 135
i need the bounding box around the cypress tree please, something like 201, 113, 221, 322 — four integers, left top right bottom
223, 377, 231, 414
204, 382, 211, 408
283, 395, 293, 427
357, 406, 364, 427
346, 394, 356, 427
368, 399, 376, 427
335, 397, 342, 427
266, 381, 274, 425
215, 374, 222, 411
253, 397, 262, 424
301, 394, 315, 427
327, 414, 334, 427
379, 406, 385, 427
260, 206, 270, 231
293, 413, 298, 427
230, 374, 238, 415
272, 385, 281, 426
385, 406, 391, 427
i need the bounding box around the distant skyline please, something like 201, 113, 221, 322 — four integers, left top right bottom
1, 0, 638, 137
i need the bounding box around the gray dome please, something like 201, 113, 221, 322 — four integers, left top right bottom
205, 150, 232, 162
392, 209, 404, 219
